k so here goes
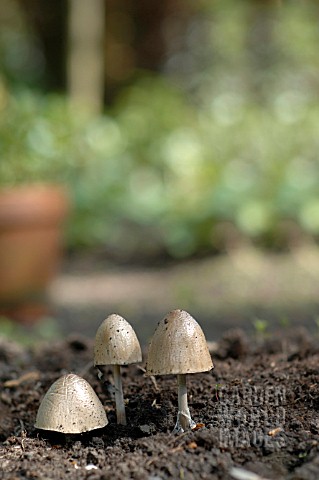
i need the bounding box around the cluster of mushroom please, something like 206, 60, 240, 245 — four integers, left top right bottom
35, 309, 213, 435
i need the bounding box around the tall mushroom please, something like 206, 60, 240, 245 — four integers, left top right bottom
94, 313, 142, 425
146, 309, 213, 433
35, 374, 108, 434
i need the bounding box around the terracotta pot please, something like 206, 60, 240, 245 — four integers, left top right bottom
0, 184, 69, 323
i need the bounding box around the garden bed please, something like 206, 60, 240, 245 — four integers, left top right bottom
0, 327, 318, 480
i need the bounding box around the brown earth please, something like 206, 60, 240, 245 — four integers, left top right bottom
1, 327, 319, 480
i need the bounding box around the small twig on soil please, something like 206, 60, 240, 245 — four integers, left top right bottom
267, 427, 282, 437
229, 467, 272, 480
4, 371, 40, 388
137, 365, 159, 391
77, 361, 94, 378
136, 365, 146, 374
19, 428, 27, 451
151, 399, 161, 409
14, 420, 27, 450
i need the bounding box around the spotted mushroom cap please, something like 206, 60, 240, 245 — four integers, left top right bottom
94, 314, 142, 366
146, 309, 213, 375
34, 374, 108, 433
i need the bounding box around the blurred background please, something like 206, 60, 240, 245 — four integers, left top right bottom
1, 0, 319, 345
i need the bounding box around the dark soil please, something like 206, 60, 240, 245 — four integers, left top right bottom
1, 327, 319, 480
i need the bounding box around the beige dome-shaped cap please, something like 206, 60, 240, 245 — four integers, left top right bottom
146, 309, 213, 375
35, 374, 108, 433
94, 314, 142, 366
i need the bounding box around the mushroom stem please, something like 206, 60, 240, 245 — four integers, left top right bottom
113, 364, 126, 425
174, 374, 196, 433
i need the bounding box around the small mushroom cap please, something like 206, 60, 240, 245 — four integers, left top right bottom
94, 314, 142, 366
146, 309, 213, 375
34, 374, 108, 434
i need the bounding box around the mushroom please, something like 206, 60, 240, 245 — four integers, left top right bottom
34, 373, 108, 434
146, 309, 213, 433
94, 313, 142, 425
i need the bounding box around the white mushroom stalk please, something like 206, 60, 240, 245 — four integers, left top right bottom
94, 314, 142, 426
113, 364, 126, 425
146, 309, 213, 433
174, 373, 196, 433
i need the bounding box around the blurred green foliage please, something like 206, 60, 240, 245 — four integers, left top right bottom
1, 1, 319, 259
0, 316, 61, 345
0, 0, 45, 89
